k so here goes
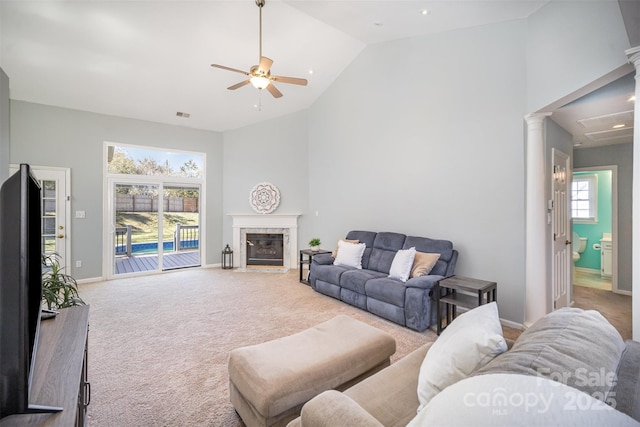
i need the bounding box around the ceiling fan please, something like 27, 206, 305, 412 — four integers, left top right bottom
211, 0, 308, 98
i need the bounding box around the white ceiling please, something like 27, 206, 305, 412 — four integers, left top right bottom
0, 0, 549, 132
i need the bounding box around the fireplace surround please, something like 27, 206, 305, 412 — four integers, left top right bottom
230, 214, 300, 272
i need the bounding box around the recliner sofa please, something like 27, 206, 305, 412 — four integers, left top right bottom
309, 231, 458, 332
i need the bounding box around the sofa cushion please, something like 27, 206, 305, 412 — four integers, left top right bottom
334, 241, 366, 269
409, 373, 639, 427
417, 302, 507, 412
612, 340, 640, 422
341, 269, 387, 295
345, 231, 377, 270
388, 247, 416, 282
403, 236, 453, 276
473, 307, 625, 404
410, 252, 440, 278
365, 278, 407, 307
367, 232, 407, 274
314, 263, 350, 285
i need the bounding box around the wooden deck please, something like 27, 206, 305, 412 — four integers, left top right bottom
115, 251, 200, 275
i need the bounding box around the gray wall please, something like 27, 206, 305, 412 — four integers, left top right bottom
526, 0, 631, 112
10, 101, 223, 280
574, 143, 633, 293
0, 68, 8, 181
222, 109, 310, 245
306, 20, 528, 323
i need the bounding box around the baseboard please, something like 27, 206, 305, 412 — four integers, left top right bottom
574, 267, 600, 274
500, 318, 524, 330
613, 289, 632, 296
76, 276, 105, 285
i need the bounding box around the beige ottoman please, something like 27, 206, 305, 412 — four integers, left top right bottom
228, 315, 396, 427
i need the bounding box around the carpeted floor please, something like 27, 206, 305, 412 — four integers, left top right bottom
79, 268, 439, 426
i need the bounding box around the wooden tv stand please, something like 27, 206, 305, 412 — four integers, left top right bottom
0, 306, 90, 427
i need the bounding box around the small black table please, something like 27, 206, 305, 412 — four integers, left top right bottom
299, 249, 332, 284
435, 275, 497, 334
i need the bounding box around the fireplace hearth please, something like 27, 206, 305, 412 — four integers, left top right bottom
246, 233, 284, 267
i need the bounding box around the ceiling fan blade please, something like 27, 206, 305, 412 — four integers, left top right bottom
211, 64, 250, 76
258, 56, 273, 75
266, 83, 283, 98
228, 80, 251, 90
271, 75, 308, 86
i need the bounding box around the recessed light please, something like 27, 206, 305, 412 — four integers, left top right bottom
612, 124, 626, 129
421, 9, 430, 16
308, 69, 314, 75
176, 112, 190, 118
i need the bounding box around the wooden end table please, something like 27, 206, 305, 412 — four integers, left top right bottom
299, 249, 332, 285
436, 275, 497, 334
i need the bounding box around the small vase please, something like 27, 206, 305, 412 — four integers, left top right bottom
311, 246, 319, 252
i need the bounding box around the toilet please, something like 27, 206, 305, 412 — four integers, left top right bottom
572, 232, 587, 262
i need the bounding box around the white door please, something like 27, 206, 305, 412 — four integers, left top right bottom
9, 165, 70, 269
551, 149, 571, 309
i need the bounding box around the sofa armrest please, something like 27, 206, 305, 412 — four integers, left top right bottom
311, 253, 334, 266
405, 274, 442, 290
299, 390, 384, 427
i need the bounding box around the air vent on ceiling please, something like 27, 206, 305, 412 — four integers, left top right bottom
577, 110, 634, 129
176, 111, 191, 118
584, 126, 634, 142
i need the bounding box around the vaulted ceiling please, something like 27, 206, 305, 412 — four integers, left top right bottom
1, 0, 548, 132
0, 0, 635, 146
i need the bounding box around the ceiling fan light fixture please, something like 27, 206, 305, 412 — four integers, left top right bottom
250, 75, 271, 89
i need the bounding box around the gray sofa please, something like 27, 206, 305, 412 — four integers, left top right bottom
309, 231, 458, 332
288, 307, 640, 426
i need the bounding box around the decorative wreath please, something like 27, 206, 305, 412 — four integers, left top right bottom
249, 182, 280, 214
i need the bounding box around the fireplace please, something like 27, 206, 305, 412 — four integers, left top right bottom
246, 233, 284, 267
230, 214, 300, 272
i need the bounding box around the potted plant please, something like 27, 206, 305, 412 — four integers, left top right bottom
41, 253, 85, 310
308, 238, 321, 251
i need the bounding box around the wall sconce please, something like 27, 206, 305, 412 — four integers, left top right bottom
221, 244, 234, 269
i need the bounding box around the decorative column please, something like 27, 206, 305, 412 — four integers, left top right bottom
524, 112, 552, 328
625, 46, 640, 342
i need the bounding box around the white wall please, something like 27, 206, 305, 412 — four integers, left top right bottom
527, 0, 631, 112
307, 20, 528, 323
10, 101, 223, 280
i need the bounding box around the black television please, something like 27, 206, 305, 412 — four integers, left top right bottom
0, 164, 62, 419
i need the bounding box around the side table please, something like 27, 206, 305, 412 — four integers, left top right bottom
435, 275, 497, 335
299, 249, 331, 285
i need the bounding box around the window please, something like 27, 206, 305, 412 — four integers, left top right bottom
106, 144, 204, 179
571, 174, 597, 223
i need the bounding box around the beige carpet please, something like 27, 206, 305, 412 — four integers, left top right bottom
79, 268, 438, 426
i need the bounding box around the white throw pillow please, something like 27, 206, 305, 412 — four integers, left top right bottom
388, 247, 416, 282
333, 240, 366, 269
416, 302, 507, 413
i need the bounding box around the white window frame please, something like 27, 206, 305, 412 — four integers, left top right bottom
571, 173, 598, 224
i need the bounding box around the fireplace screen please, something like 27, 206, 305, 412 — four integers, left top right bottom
246, 233, 284, 267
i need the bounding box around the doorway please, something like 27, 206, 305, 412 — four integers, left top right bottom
571, 166, 618, 293
10, 164, 70, 270
104, 142, 205, 278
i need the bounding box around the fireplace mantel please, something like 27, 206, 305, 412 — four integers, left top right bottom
230, 214, 301, 271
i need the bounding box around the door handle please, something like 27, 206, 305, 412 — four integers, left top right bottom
565, 240, 571, 245
57, 234, 65, 239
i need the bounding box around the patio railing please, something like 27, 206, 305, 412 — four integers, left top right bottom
115, 224, 199, 256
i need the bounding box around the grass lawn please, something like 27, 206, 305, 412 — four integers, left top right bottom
116, 211, 199, 243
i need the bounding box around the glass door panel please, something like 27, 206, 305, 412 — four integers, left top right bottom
114, 183, 161, 275
162, 185, 201, 270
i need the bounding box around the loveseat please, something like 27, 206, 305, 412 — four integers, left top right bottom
309, 231, 458, 332
288, 306, 640, 426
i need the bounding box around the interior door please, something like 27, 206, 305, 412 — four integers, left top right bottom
9, 165, 70, 269
551, 149, 571, 309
